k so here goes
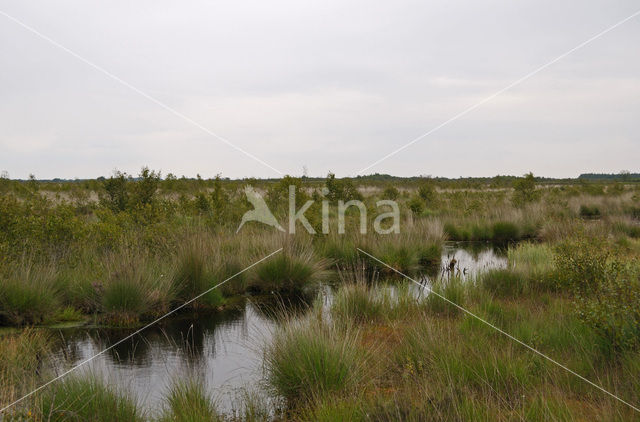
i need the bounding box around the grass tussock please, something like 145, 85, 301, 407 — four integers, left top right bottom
250, 245, 329, 298
264, 315, 368, 404
0, 266, 60, 325
172, 244, 224, 310
331, 282, 387, 324
40, 375, 143, 422
159, 377, 221, 422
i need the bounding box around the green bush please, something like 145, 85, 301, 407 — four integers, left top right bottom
512, 172, 539, 206
418, 182, 437, 203
407, 196, 424, 215
576, 264, 640, 352
381, 186, 399, 200
579, 204, 601, 219
325, 173, 362, 202
553, 237, 608, 292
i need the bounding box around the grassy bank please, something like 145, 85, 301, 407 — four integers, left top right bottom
262, 240, 640, 421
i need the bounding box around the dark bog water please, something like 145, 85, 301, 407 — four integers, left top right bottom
46, 243, 507, 415
49, 303, 275, 415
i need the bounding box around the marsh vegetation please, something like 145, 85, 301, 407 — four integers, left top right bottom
1, 171, 640, 420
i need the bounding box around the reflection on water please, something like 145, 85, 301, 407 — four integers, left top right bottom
49, 302, 275, 415
439, 242, 508, 280
46, 244, 506, 415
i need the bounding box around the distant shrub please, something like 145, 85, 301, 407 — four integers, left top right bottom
325, 173, 362, 202
407, 196, 424, 215
579, 205, 601, 219
381, 186, 399, 200
131, 167, 160, 207
101, 167, 160, 214
418, 182, 437, 203
512, 172, 539, 206
102, 171, 130, 212
194, 192, 211, 214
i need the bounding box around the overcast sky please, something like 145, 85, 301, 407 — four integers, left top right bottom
1, 1, 639, 179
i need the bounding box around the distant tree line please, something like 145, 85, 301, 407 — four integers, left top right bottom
579, 172, 640, 181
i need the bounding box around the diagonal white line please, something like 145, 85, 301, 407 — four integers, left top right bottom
0, 248, 283, 414
0, 9, 283, 176
356, 9, 640, 175
356, 248, 640, 413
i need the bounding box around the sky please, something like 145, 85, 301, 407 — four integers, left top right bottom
0, 0, 639, 180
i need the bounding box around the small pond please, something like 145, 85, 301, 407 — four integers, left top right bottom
46, 243, 507, 415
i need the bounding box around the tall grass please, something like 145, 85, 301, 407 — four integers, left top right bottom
264, 316, 367, 403
172, 244, 224, 309
479, 269, 526, 297
331, 280, 428, 324
331, 282, 387, 324
40, 375, 143, 421
425, 277, 465, 316
507, 242, 554, 280
159, 377, 221, 422
250, 245, 328, 298
0, 265, 60, 325
0, 328, 50, 414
